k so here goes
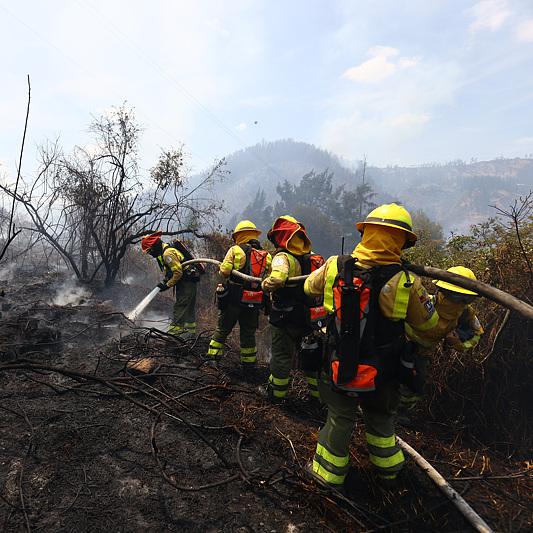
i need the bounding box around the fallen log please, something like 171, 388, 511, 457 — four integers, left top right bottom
405, 263, 533, 321
182, 259, 533, 320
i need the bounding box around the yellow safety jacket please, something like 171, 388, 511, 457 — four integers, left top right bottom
220, 244, 272, 279
261, 251, 300, 292
156, 243, 184, 288
406, 293, 483, 351
305, 256, 439, 338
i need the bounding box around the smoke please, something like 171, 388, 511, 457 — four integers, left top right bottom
140, 311, 169, 329
122, 275, 136, 285
51, 280, 91, 306
0, 262, 16, 281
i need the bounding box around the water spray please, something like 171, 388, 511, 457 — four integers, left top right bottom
126, 287, 161, 322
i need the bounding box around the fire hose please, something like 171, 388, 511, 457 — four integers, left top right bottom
128, 257, 516, 530
182, 258, 533, 320
397, 437, 493, 533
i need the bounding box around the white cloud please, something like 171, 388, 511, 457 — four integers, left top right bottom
342, 46, 418, 83
514, 136, 533, 145
321, 58, 462, 163
235, 122, 247, 131
467, 0, 511, 33
390, 113, 431, 127
516, 19, 533, 43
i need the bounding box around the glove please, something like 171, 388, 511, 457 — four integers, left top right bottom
157, 282, 170, 292
445, 330, 463, 350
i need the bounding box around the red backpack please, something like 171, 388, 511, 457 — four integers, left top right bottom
326, 256, 408, 395
238, 245, 270, 308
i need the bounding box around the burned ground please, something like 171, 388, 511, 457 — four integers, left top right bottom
0, 274, 531, 532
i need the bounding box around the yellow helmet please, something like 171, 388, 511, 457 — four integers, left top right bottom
434, 266, 478, 295
232, 220, 261, 243
356, 203, 417, 247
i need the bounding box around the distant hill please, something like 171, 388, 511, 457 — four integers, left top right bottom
208, 139, 533, 235
371, 158, 533, 234
213, 139, 362, 219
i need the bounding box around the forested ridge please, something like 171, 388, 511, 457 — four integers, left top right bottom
214, 139, 533, 236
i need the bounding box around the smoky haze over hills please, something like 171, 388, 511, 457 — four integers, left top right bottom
213, 139, 533, 235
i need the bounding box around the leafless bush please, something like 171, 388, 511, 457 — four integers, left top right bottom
420, 195, 533, 457
0, 105, 226, 286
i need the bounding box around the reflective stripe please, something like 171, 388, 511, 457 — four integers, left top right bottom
462, 334, 480, 350
306, 377, 318, 386
364, 217, 412, 232
369, 450, 405, 469
366, 433, 396, 448
404, 323, 434, 348
240, 346, 257, 362
309, 389, 320, 398
378, 473, 398, 480
285, 253, 298, 276
221, 260, 234, 272
316, 443, 349, 468
400, 393, 420, 404
169, 325, 185, 332
270, 270, 288, 281
391, 272, 410, 320
208, 340, 224, 357
268, 374, 288, 397
312, 459, 346, 485
184, 322, 196, 332
269, 374, 289, 386
323, 258, 339, 313
400, 357, 415, 369
240, 347, 257, 354
416, 311, 439, 331
233, 246, 245, 269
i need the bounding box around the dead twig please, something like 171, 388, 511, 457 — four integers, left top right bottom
236, 435, 251, 483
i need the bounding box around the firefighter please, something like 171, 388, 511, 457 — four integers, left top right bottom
207, 220, 272, 367
398, 266, 484, 412
303, 203, 444, 488
261, 215, 327, 402
141, 232, 201, 339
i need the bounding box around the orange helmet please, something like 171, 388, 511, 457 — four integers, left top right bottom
141, 231, 163, 253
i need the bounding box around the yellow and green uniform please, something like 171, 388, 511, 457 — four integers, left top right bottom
406, 293, 483, 351
303, 224, 444, 486
399, 293, 483, 409
157, 243, 197, 336
208, 244, 271, 364
262, 252, 320, 400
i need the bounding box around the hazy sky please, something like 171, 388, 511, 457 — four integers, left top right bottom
1, 0, 533, 178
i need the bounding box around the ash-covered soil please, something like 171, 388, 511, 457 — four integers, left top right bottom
0, 273, 531, 532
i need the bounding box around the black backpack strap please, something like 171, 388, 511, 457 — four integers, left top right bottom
170, 240, 193, 261
337, 256, 361, 385
297, 253, 311, 275
171, 240, 206, 275
239, 244, 252, 275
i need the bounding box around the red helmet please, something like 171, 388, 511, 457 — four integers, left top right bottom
141, 231, 163, 253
